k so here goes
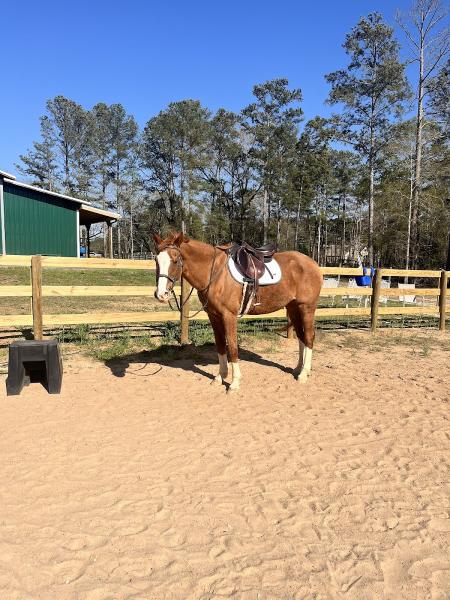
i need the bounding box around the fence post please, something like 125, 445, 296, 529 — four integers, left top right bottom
370, 268, 382, 332
31, 255, 43, 340
180, 276, 191, 344
286, 310, 295, 339
439, 270, 448, 331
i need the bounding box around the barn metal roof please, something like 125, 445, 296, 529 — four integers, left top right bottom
3, 177, 91, 205
0, 169, 16, 180
79, 204, 121, 224
1, 169, 121, 222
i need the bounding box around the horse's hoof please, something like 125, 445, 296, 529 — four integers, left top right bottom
228, 382, 241, 393
297, 371, 310, 384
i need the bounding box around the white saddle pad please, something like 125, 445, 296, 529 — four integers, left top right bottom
228, 256, 282, 286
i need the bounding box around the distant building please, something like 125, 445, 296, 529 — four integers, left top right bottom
0, 169, 120, 257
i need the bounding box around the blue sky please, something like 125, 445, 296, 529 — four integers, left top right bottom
2, 0, 419, 177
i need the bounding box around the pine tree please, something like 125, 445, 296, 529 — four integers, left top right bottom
17, 116, 59, 190
293, 117, 333, 259
427, 59, 450, 139
201, 109, 246, 241
242, 79, 303, 245
108, 104, 138, 255
397, 0, 449, 267
141, 100, 210, 231
45, 96, 92, 194
325, 13, 410, 263
91, 103, 114, 207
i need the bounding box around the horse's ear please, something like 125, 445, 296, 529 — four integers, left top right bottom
153, 233, 162, 245
174, 232, 189, 246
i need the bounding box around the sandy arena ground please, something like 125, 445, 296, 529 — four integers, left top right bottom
0, 329, 449, 600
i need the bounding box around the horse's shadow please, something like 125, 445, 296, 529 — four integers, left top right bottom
104, 342, 294, 381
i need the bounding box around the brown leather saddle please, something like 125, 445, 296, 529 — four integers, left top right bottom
217, 241, 276, 314
228, 242, 275, 281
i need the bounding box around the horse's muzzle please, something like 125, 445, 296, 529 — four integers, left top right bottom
155, 290, 170, 303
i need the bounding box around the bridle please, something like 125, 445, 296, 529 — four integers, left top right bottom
156, 244, 184, 287
156, 244, 227, 316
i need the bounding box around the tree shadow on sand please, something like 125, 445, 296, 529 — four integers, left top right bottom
103, 343, 294, 382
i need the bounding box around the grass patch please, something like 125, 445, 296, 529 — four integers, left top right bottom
420, 343, 431, 357
326, 329, 450, 355
57, 328, 159, 362
56, 324, 92, 344
0, 266, 155, 286
89, 331, 133, 361
0, 347, 8, 372
0, 267, 30, 286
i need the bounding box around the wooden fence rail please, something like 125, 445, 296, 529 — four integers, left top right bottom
0, 255, 448, 340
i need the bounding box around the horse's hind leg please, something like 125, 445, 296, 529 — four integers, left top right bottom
286, 302, 305, 379
288, 302, 316, 383
222, 312, 241, 392
209, 313, 228, 385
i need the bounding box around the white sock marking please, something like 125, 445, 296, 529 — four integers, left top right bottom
303, 346, 313, 374
296, 341, 313, 380
230, 362, 242, 390
231, 362, 241, 379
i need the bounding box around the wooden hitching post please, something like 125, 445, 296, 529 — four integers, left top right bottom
439, 270, 448, 331
370, 268, 382, 332
31, 255, 43, 340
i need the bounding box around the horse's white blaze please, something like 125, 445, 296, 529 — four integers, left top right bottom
156, 250, 171, 299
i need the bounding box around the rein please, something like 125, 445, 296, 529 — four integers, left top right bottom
158, 245, 226, 318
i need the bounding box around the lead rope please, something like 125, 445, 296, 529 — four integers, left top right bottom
239, 282, 248, 316
168, 284, 194, 312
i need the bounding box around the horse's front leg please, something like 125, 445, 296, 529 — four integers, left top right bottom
208, 313, 228, 385
223, 312, 241, 392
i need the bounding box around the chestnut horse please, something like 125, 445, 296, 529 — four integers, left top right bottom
153, 232, 323, 391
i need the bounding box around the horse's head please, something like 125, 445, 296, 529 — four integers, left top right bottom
153, 232, 190, 302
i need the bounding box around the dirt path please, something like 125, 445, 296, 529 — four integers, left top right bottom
0, 330, 449, 599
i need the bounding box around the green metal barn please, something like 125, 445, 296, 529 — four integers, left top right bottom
0, 169, 120, 257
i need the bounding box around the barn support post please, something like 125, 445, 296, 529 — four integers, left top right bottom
180, 277, 191, 345
31, 255, 43, 340
86, 224, 91, 258
370, 268, 382, 332
106, 222, 113, 258
76, 209, 80, 258
439, 270, 448, 332
0, 177, 5, 255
